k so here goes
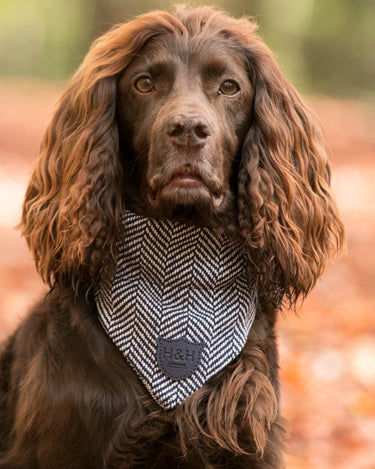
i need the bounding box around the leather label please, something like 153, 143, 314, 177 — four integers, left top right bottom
157, 337, 204, 381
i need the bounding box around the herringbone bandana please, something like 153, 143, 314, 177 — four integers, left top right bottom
95, 210, 257, 409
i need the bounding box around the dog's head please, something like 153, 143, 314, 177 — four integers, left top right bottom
116, 23, 253, 223
21, 6, 344, 303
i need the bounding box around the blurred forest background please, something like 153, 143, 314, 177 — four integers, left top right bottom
0, 0, 374, 468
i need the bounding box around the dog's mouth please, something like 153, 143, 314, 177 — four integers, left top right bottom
148, 166, 225, 210
169, 168, 203, 189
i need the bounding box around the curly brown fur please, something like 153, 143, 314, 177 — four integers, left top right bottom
1, 5, 344, 468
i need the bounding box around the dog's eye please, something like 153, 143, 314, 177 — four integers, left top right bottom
134, 76, 154, 93
219, 80, 240, 96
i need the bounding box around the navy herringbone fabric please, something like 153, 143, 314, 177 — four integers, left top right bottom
95, 211, 257, 409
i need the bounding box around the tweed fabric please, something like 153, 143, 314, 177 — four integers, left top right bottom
95, 211, 257, 409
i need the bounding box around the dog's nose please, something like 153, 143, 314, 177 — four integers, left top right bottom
165, 114, 211, 147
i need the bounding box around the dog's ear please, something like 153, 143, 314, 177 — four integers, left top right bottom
237, 37, 344, 305
21, 66, 122, 290
21, 12, 184, 291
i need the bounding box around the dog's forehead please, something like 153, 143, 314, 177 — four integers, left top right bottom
128, 32, 247, 76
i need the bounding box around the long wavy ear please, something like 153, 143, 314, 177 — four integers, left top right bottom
21, 12, 184, 292
237, 34, 344, 306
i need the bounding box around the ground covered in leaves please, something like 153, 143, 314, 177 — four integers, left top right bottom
0, 81, 374, 468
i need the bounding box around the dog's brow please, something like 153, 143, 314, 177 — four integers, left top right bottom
141, 59, 176, 80
200, 59, 232, 80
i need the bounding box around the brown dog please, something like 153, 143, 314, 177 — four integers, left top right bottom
0, 6, 344, 468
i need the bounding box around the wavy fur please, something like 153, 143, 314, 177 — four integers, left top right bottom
1, 6, 345, 468
21, 6, 343, 303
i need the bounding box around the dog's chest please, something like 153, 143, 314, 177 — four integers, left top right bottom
95, 211, 257, 408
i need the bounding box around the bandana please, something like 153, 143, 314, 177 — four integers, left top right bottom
95, 211, 257, 409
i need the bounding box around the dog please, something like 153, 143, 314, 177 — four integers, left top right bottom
0, 6, 344, 468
